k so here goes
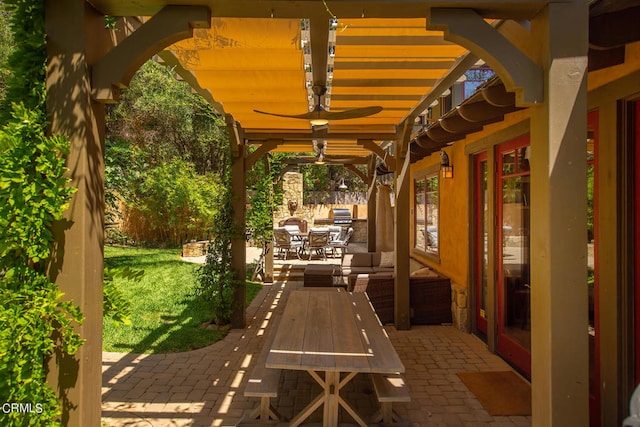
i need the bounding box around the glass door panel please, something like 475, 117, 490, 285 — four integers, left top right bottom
475, 153, 489, 335
587, 109, 600, 426
497, 135, 531, 376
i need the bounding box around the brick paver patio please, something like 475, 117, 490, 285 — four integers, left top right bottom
102, 277, 532, 427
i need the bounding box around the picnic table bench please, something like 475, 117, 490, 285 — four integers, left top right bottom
371, 372, 411, 425
241, 316, 283, 425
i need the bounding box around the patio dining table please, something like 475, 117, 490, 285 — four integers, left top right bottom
266, 288, 405, 427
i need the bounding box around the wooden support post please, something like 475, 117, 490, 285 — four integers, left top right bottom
529, 2, 589, 425
367, 156, 377, 253
228, 116, 247, 329
264, 155, 273, 283
394, 141, 411, 330
45, 2, 109, 425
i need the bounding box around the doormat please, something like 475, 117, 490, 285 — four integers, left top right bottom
457, 371, 531, 416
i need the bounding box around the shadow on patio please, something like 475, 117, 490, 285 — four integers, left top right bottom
102, 271, 531, 426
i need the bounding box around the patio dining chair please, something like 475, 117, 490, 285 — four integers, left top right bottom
328, 226, 342, 242
273, 227, 302, 260
283, 224, 303, 241
306, 229, 330, 260
328, 227, 354, 259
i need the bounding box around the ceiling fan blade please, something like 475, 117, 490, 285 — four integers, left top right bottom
254, 106, 383, 121
253, 109, 316, 120
321, 106, 383, 120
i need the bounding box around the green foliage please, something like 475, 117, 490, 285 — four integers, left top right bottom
0, 267, 83, 426
106, 60, 228, 175
587, 164, 594, 242
103, 266, 143, 325
246, 152, 290, 246
299, 163, 368, 203
0, 1, 83, 424
0, 105, 74, 263
125, 158, 220, 246
194, 142, 241, 326
104, 15, 117, 30
0, 3, 15, 103
301, 163, 330, 193
104, 139, 142, 223
105, 60, 229, 245
0, 0, 46, 122
103, 246, 263, 353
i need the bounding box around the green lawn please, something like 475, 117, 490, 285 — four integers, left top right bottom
103, 246, 263, 354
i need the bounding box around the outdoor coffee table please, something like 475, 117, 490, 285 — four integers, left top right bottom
303, 264, 343, 288
266, 288, 405, 427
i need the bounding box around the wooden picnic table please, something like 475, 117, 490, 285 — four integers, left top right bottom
266, 288, 405, 427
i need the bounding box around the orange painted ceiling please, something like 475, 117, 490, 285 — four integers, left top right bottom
167, 17, 468, 155
88, 1, 548, 158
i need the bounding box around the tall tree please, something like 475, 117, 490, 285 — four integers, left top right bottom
104, 60, 229, 245
106, 60, 227, 175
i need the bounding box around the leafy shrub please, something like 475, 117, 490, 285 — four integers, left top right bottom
103, 266, 143, 325
123, 159, 220, 246
193, 141, 240, 326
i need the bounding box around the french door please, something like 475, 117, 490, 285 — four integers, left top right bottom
587, 110, 600, 426
496, 135, 531, 376
475, 152, 489, 336
634, 101, 640, 386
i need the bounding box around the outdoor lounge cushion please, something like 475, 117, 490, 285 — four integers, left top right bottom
343, 253, 373, 267
342, 252, 394, 278
378, 251, 395, 268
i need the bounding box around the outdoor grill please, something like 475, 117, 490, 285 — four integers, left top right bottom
332, 208, 352, 226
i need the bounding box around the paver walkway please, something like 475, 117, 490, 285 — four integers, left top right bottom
102, 279, 532, 427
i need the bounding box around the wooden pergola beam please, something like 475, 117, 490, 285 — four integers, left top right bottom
92, 5, 211, 102
357, 139, 395, 172
245, 139, 282, 169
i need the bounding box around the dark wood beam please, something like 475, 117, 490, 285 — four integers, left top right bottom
284, 156, 369, 165
426, 125, 458, 144
244, 131, 398, 141
588, 46, 626, 72
400, 52, 478, 127
414, 133, 449, 152
456, 102, 513, 122
90, 1, 548, 21
91, 5, 211, 102
481, 82, 516, 107
357, 139, 395, 171
245, 139, 282, 169
345, 164, 370, 185
589, 5, 640, 48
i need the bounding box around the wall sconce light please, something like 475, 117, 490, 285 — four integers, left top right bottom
440, 150, 453, 179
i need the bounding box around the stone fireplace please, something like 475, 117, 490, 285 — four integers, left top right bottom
273, 172, 314, 226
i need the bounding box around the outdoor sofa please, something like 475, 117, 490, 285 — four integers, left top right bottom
342, 252, 452, 325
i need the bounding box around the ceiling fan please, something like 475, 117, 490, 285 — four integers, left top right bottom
253, 85, 383, 126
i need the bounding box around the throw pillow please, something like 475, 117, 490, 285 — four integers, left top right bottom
379, 251, 395, 268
